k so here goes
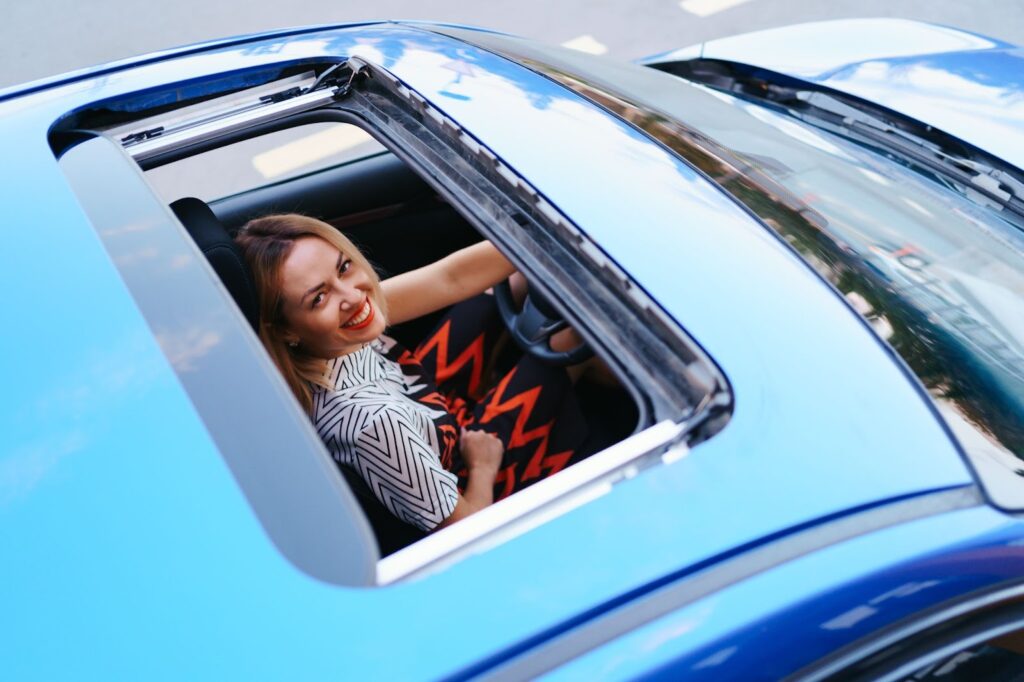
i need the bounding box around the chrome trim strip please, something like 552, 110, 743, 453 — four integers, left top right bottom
121, 85, 340, 162
377, 420, 688, 585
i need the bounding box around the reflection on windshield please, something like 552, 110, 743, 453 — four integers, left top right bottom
498, 50, 1024, 506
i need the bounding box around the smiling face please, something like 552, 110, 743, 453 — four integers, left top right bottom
278, 236, 386, 358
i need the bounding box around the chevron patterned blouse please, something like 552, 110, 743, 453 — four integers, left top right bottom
311, 336, 460, 531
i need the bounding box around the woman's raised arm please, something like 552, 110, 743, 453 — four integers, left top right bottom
382, 241, 515, 325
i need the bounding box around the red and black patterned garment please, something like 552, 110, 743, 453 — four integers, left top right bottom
311, 294, 588, 531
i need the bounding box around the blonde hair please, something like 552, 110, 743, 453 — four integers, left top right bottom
235, 214, 387, 413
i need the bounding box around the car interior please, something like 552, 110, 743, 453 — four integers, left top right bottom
154, 121, 641, 555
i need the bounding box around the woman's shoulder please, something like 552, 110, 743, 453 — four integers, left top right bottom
311, 375, 415, 431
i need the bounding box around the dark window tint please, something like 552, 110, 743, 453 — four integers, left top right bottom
898, 643, 1024, 681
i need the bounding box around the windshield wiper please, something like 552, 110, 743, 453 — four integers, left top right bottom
788, 89, 1024, 216
656, 59, 1024, 223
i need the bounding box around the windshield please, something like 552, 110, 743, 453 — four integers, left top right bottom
681, 89, 1024, 505
432, 28, 1024, 507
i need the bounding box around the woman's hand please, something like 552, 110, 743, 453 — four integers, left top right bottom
459, 428, 503, 476
434, 429, 505, 530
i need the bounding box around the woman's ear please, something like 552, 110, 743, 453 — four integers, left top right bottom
273, 322, 300, 349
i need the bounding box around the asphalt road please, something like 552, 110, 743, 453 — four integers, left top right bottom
4, 0, 1024, 89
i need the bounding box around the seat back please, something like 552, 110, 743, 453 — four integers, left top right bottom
170, 197, 261, 331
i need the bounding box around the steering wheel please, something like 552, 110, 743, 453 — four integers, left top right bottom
493, 280, 593, 366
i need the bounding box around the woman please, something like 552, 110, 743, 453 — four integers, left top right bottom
236, 214, 589, 531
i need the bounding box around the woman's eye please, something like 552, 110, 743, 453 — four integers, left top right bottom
339, 259, 351, 274
311, 292, 325, 308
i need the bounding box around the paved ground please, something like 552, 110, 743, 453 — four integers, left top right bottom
4, 0, 1024, 88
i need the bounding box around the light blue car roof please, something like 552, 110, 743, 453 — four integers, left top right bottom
0, 23, 974, 678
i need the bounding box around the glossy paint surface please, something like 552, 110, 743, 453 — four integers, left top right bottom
0, 87, 325, 677
652, 18, 1024, 172
0, 22, 992, 679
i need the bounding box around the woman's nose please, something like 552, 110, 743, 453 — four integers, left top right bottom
335, 282, 360, 310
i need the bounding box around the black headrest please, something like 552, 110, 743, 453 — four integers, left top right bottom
170, 197, 260, 331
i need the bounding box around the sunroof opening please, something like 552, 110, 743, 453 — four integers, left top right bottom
53, 58, 727, 584
155, 115, 644, 558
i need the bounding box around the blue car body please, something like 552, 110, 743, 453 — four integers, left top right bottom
2, 18, 1022, 680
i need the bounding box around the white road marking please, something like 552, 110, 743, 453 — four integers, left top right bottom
679, 0, 754, 17
560, 34, 609, 55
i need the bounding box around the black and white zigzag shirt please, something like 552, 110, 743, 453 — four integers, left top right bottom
311, 336, 459, 531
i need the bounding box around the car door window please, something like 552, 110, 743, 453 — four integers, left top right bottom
898, 641, 1024, 681
817, 599, 1024, 682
